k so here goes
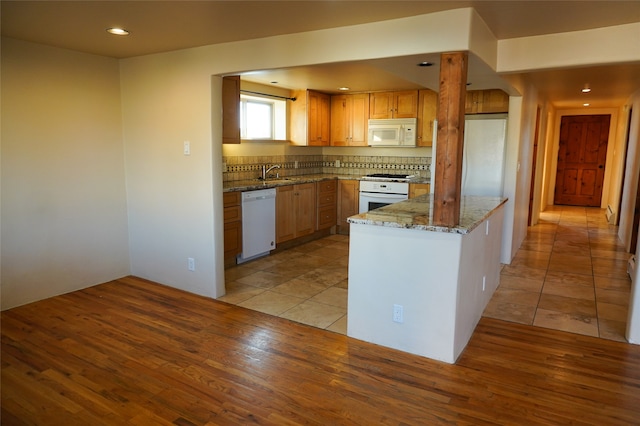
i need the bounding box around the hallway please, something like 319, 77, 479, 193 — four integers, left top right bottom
222, 206, 632, 342
484, 205, 632, 342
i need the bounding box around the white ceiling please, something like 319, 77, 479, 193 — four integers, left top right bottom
2, 1, 640, 108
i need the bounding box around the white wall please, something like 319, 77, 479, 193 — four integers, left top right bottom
625, 91, 640, 343
1, 38, 130, 309
618, 91, 640, 250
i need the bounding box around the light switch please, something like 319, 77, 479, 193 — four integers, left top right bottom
183, 141, 191, 156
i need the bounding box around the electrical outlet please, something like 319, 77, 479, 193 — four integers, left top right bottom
183, 140, 191, 156
188, 257, 195, 271
393, 304, 403, 323
294, 160, 299, 169
335, 159, 340, 167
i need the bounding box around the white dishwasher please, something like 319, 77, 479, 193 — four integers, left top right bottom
237, 188, 276, 264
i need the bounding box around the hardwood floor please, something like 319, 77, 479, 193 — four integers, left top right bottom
2, 276, 640, 425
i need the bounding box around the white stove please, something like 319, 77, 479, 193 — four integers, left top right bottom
359, 179, 410, 213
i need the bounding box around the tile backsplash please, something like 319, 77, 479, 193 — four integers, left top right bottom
223, 154, 431, 182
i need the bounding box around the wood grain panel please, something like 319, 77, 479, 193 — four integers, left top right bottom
3, 277, 639, 424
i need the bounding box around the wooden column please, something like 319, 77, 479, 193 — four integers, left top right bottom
433, 52, 468, 226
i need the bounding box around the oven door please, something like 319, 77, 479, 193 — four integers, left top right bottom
359, 191, 408, 213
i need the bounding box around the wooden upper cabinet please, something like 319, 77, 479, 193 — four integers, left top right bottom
417, 89, 438, 147
290, 90, 330, 146
465, 89, 509, 114
369, 90, 418, 119
330, 93, 369, 146
222, 75, 240, 144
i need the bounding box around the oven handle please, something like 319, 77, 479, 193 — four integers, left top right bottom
360, 191, 408, 200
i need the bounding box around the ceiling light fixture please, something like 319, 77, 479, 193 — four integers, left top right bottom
107, 27, 130, 36
417, 61, 433, 67
583, 103, 590, 107
582, 84, 591, 93
338, 87, 350, 91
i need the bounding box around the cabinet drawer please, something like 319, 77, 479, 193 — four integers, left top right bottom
223, 191, 241, 208
317, 179, 337, 194
318, 192, 337, 207
317, 206, 337, 229
224, 205, 241, 223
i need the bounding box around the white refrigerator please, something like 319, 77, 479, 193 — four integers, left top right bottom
431, 114, 508, 197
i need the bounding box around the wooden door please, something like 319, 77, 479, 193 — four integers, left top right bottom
554, 115, 610, 206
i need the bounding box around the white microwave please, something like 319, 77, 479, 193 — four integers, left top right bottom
367, 118, 417, 147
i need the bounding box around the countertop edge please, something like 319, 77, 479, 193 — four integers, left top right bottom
223, 174, 430, 192
348, 196, 507, 234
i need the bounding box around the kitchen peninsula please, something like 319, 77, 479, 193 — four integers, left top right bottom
347, 195, 507, 364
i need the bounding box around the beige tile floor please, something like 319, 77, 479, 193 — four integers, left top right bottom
221, 234, 350, 334
484, 205, 632, 342
223, 206, 632, 341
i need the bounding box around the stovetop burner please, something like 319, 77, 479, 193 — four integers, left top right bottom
363, 173, 415, 181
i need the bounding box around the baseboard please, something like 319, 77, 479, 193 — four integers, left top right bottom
606, 204, 616, 225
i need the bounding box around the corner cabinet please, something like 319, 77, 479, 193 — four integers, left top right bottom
369, 90, 418, 119
222, 76, 240, 144
337, 179, 359, 234
330, 93, 369, 146
465, 89, 509, 114
409, 183, 431, 198
290, 90, 330, 146
417, 89, 437, 147
276, 183, 316, 243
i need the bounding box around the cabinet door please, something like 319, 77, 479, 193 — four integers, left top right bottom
295, 183, 316, 237
369, 92, 393, 119
350, 93, 369, 146
308, 91, 330, 146
330, 95, 349, 146
338, 180, 359, 232
224, 221, 242, 258
276, 185, 295, 243
409, 183, 431, 198
222, 76, 240, 144
417, 89, 437, 147
394, 90, 419, 118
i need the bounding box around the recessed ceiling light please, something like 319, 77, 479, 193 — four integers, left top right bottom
338, 87, 350, 91
582, 84, 591, 93
583, 103, 590, 107
417, 61, 433, 67
107, 28, 130, 36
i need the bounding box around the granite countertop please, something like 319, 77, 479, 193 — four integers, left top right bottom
223, 174, 430, 192
348, 194, 507, 234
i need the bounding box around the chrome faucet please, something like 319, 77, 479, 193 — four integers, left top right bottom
261, 164, 281, 180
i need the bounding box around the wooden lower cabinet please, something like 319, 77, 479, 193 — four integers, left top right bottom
223, 192, 242, 262
409, 183, 431, 198
337, 179, 359, 234
276, 183, 316, 244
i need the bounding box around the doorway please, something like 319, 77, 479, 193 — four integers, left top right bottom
554, 115, 611, 207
